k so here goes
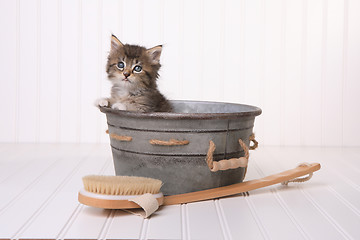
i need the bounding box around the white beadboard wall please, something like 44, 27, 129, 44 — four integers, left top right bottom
0, 0, 360, 146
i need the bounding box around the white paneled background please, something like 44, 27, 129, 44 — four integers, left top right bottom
0, 0, 360, 146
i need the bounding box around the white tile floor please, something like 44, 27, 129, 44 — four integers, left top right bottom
0, 144, 359, 240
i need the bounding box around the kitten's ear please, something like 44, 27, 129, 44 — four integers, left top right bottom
110, 34, 123, 52
147, 45, 162, 64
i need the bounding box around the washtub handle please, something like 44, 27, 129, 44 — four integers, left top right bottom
206, 138, 249, 172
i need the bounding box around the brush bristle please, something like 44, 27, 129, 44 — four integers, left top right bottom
82, 175, 162, 195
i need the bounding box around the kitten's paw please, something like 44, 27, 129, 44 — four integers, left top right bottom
111, 102, 127, 111
94, 98, 109, 108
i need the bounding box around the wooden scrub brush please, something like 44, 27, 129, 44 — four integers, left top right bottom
78, 163, 321, 214
78, 175, 164, 209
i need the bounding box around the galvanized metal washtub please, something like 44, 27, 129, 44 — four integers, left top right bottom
100, 100, 262, 195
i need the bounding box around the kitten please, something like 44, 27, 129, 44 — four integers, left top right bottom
95, 35, 172, 112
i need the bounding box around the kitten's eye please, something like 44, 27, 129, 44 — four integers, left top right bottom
117, 62, 125, 69
133, 65, 142, 73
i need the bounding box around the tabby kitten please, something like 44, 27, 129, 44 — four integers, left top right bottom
96, 35, 172, 112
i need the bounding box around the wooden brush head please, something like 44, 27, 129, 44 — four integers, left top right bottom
82, 175, 162, 195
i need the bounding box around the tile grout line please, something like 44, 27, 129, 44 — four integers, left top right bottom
262, 146, 360, 237
262, 146, 355, 239
334, 172, 360, 193
326, 186, 360, 217
251, 159, 311, 240
239, 153, 270, 239
56, 204, 84, 240
186, 204, 191, 240
270, 189, 311, 240
300, 186, 353, 240
97, 209, 115, 240
264, 146, 360, 190
138, 218, 149, 240
213, 200, 227, 240
0, 156, 62, 216
0, 145, 79, 192
180, 204, 187, 240
330, 161, 360, 182
11, 149, 93, 240
182, 204, 191, 240
0, 155, 41, 185
242, 148, 270, 240
244, 195, 270, 240
338, 151, 360, 173
308, 154, 360, 194
89, 156, 119, 239
56, 149, 112, 240
313, 150, 360, 174
11, 145, 103, 239
214, 200, 232, 240
99, 156, 113, 175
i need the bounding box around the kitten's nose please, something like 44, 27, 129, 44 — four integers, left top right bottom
123, 71, 130, 78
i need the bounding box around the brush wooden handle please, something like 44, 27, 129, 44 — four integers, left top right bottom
78, 163, 320, 211
163, 163, 321, 205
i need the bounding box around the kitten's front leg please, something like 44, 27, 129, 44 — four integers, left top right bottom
94, 98, 109, 108
111, 102, 127, 111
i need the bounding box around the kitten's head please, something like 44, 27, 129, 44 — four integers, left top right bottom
106, 35, 162, 91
